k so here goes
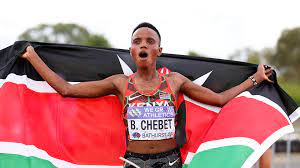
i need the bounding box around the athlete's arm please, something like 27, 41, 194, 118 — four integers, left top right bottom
173, 64, 273, 106
21, 46, 126, 98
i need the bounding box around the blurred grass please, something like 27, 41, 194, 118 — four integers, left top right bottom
278, 79, 300, 105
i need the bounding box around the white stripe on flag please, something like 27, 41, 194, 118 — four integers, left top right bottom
237, 91, 292, 125
289, 107, 300, 123
0, 74, 116, 98
184, 95, 221, 113
0, 142, 122, 168
0, 73, 78, 93
196, 137, 260, 153
241, 124, 294, 168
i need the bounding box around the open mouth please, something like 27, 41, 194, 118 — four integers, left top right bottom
139, 51, 148, 58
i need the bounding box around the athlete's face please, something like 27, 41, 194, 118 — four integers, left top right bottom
130, 27, 162, 68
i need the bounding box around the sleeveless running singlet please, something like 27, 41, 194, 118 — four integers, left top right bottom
122, 73, 178, 141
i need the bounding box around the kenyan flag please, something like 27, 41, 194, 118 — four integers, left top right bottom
0, 41, 299, 168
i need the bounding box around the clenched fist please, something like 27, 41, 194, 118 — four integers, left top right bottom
21, 46, 36, 59
253, 64, 274, 84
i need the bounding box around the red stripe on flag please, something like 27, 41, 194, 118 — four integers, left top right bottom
202, 96, 290, 144
0, 82, 126, 165
180, 100, 218, 161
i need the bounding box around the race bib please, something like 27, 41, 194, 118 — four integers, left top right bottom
127, 106, 176, 140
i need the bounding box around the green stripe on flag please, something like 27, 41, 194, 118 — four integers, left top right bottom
0, 153, 56, 168
188, 145, 254, 168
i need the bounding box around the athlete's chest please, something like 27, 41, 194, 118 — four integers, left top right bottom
123, 74, 178, 140
125, 93, 176, 140
134, 79, 160, 95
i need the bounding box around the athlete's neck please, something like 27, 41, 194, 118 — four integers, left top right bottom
136, 66, 158, 81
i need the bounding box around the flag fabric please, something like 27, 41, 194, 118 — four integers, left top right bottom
0, 41, 299, 168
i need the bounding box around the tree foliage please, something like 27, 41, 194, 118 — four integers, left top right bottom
188, 51, 204, 57
229, 27, 300, 82
271, 28, 300, 81
229, 48, 274, 65
18, 23, 111, 48
229, 27, 300, 104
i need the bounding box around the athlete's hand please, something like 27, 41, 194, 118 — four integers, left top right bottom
253, 64, 274, 84
21, 46, 36, 60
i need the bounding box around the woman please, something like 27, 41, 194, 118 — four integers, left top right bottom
21, 22, 273, 168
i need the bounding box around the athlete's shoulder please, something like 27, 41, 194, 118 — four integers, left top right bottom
166, 72, 185, 81
108, 74, 129, 95
111, 74, 129, 79
109, 74, 129, 83
165, 72, 187, 88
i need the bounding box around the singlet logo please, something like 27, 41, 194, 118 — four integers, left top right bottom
159, 92, 171, 100
128, 95, 143, 101
132, 132, 141, 139
128, 108, 142, 117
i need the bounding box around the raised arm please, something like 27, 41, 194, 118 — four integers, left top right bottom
21, 46, 127, 98
176, 65, 273, 106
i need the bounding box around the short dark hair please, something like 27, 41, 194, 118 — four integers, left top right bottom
132, 22, 161, 45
